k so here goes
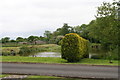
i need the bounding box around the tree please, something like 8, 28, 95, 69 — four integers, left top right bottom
16, 37, 24, 42
28, 36, 39, 44
60, 23, 70, 36
44, 31, 52, 43
88, 1, 119, 44
1, 37, 10, 43
87, 0, 120, 60
10, 39, 16, 43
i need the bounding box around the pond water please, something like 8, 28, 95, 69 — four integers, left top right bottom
29, 52, 61, 57
29, 51, 104, 58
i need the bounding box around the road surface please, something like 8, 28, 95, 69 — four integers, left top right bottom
2, 63, 119, 79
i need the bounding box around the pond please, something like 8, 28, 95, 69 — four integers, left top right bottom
29, 52, 61, 57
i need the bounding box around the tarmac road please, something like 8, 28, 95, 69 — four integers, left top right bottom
2, 63, 119, 79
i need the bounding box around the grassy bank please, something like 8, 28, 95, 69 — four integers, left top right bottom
0, 75, 89, 80
2, 47, 20, 55
1, 56, 118, 66
1, 44, 61, 56
0, 74, 9, 78
23, 75, 89, 80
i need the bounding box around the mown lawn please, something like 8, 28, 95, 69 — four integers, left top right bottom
1, 56, 118, 66
23, 75, 89, 80
0, 74, 9, 78
0, 75, 90, 80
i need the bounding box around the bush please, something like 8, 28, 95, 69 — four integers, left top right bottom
61, 33, 89, 62
91, 54, 102, 59
19, 46, 39, 56
2, 47, 19, 56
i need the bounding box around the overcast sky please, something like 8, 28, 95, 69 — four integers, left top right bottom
0, 0, 113, 39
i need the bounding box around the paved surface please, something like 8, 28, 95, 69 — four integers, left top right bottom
2, 63, 118, 79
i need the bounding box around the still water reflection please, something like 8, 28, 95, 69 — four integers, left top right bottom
29, 52, 61, 57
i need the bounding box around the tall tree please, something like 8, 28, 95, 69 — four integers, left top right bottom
60, 23, 71, 36
88, 1, 119, 45
44, 31, 52, 42
1, 37, 10, 43
16, 37, 24, 42
27, 36, 39, 43
87, 0, 120, 60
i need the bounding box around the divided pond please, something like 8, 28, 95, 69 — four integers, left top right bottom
29, 52, 61, 57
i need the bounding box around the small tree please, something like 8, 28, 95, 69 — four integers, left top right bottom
1, 37, 10, 43
61, 33, 89, 62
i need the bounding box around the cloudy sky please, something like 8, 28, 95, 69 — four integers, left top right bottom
0, 0, 113, 39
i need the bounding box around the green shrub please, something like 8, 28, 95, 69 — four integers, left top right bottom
91, 54, 102, 59
2, 52, 11, 56
2, 47, 20, 56
19, 46, 39, 56
61, 33, 89, 62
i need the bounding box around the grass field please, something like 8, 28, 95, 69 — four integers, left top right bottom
23, 75, 89, 80
28, 44, 61, 52
0, 74, 8, 78
0, 75, 90, 80
1, 56, 118, 66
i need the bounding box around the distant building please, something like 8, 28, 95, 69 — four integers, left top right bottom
18, 42, 28, 44
18, 40, 46, 45
33, 40, 46, 44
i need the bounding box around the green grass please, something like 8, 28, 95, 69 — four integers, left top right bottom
23, 75, 89, 80
0, 74, 9, 78
1, 56, 118, 66
2, 42, 23, 47
27, 75, 61, 78
28, 44, 61, 52
0, 74, 89, 80
2, 56, 67, 63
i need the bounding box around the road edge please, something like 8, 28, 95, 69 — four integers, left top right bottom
2, 72, 118, 80
1, 62, 119, 67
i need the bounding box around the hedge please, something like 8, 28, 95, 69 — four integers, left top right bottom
61, 33, 89, 62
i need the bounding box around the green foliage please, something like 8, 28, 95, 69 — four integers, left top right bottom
2, 47, 20, 56
0, 74, 9, 78
19, 46, 39, 56
43, 23, 74, 44
10, 39, 16, 42
16, 37, 25, 42
29, 36, 40, 43
60, 23, 71, 36
18, 44, 61, 56
2, 56, 118, 66
61, 33, 89, 62
86, 1, 119, 44
86, 1, 120, 60
2, 44, 61, 56
1, 37, 10, 43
